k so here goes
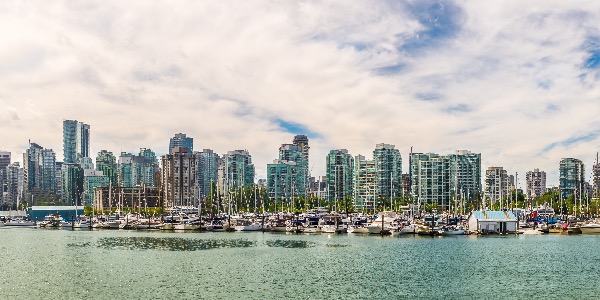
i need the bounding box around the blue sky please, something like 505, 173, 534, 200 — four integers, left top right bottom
1, 0, 600, 185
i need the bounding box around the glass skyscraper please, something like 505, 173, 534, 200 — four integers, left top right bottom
559, 158, 585, 200
196, 149, 220, 199
63, 120, 90, 164
24, 142, 57, 203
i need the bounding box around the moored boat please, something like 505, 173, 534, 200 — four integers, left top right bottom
580, 222, 600, 234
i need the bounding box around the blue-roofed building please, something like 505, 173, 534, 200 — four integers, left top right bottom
468, 210, 518, 234
27, 206, 84, 222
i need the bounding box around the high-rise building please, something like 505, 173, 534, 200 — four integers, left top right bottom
55, 162, 63, 200
196, 149, 220, 199
559, 158, 585, 200
83, 170, 109, 207
96, 150, 118, 186
278, 144, 308, 197
373, 143, 402, 200
410, 150, 481, 211
353, 154, 376, 211
267, 159, 296, 200
61, 163, 84, 206
161, 147, 197, 208
592, 157, 600, 199
23, 142, 58, 203
526, 168, 547, 200
5, 162, 23, 209
220, 150, 255, 194
0, 151, 10, 204
63, 120, 90, 164
326, 149, 354, 202
411, 153, 450, 209
449, 150, 482, 202
292, 135, 309, 162
118, 149, 159, 188
80, 156, 109, 206
485, 166, 509, 206
169, 133, 193, 155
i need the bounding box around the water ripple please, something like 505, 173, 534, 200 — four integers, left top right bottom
96, 237, 256, 251
265, 240, 316, 248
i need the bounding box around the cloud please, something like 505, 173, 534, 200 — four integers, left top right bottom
1, 0, 600, 185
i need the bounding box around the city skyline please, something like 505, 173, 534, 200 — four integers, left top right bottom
2, 1, 600, 185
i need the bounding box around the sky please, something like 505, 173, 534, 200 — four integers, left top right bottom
1, 0, 600, 186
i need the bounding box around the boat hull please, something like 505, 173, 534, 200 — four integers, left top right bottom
580, 226, 600, 234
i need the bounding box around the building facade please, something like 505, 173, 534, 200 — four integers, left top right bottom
23, 142, 58, 203
93, 186, 161, 211
410, 150, 481, 211
277, 144, 308, 197
353, 154, 376, 211
196, 149, 220, 199
61, 163, 84, 206
526, 168, 547, 200
96, 150, 118, 186
559, 158, 585, 200
118, 149, 159, 188
63, 120, 90, 164
5, 162, 23, 209
373, 143, 403, 200
326, 149, 354, 202
169, 133, 193, 155
485, 166, 509, 207
220, 150, 255, 194
411, 153, 451, 209
161, 147, 197, 208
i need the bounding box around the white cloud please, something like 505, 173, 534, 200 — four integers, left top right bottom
1, 0, 600, 186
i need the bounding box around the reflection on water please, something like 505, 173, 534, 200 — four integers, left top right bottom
265, 240, 316, 248
96, 237, 256, 251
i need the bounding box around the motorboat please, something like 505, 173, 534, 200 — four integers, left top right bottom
235, 219, 263, 231
5, 218, 35, 227
442, 225, 465, 236
72, 219, 91, 228
398, 223, 418, 235
38, 214, 63, 228
580, 222, 600, 234
174, 221, 200, 231
319, 215, 346, 234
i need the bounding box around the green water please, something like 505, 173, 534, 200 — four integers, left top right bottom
0, 228, 598, 299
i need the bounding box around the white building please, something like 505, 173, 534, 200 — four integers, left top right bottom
468, 210, 518, 234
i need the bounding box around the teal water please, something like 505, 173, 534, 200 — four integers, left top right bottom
0, 228, 598, 299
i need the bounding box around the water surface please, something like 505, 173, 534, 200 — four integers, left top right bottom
0, 228, 597, 299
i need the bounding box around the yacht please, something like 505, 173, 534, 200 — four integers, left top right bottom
367, 212, 398, 234
72, 219, 91, 228
347, 218, 370, 234
319, 215, 346, 234
38, 214, 63, 228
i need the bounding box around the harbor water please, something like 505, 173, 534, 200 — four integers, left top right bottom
1, 228, 598, 299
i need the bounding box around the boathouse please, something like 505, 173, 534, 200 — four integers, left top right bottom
468, 210, 518, 234
27, 206, 84, 221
